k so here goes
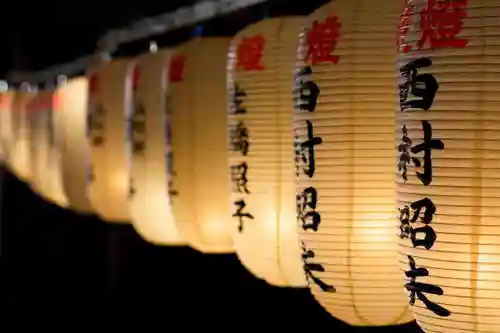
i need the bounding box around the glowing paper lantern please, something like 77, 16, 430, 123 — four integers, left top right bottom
127, 51, 184, 245
58, 77, 93, 214
26, 90, 67, 205
10, 90, 35, 181
87, 60, 133, 222
396, 1, 500, 332
227, 18, 306, 286
167, 38, 234, 253
0, 91, 15, 163
293, 1, 413, 326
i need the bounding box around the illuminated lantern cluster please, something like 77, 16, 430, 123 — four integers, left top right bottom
293, 0, 413, 326
167, 38, 234, 253
397, 0, 500, 331
228, 17, 306, 287
86, 60, 133, 222
127, 51, 184, 245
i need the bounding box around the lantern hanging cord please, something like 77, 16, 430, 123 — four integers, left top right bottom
6, 0, 270, 86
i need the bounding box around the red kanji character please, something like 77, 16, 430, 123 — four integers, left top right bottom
307, 16, 341, 65
132, 66, 140, 91
397, 0, 415, 53
169, 55, 186, 83
236, 35, 266, 71
89, 74, 99, 94
417, 0, 468, 50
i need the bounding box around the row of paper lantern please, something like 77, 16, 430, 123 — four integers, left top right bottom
2, 0, 499, 332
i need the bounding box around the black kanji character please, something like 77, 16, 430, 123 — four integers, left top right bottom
230, 162, 250, 194
399, 57, 439, 112
233, 199, 254, 232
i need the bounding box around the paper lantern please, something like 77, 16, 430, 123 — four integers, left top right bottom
58, 77, 93, 214
10, 91, 35, 181
87, 60, 133, 222
227, 17, 307, 286
26, 90, 67, 205
293, 1, 413, 326
0, 91, 15, 163
127, 51, 184, 245
396, 1, 500, 332
167, 38, 234, 253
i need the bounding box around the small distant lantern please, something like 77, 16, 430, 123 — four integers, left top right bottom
86, 60, 133, 222
127, 51, 185, 246
10, 90, 35, 182
293, 0, 413, 326
227, 17, 307, 287
58, 77, 94, 214
26, 90, 67, 205
0, 91, 15, 164
167, 38, 234, 253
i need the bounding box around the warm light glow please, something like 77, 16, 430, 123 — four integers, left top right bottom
58, 77, 93, 214
167, 38, 234, 253
396, 1, 500, 332
26, 90, 67, 205
87, 60, 133, 223
228, 17, 307, 287
293, 1, 412, 326
127, 50, 185, 245
10, 91, 35, 182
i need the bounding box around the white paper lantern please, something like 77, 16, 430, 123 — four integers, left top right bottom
87, 60, 133, 222
127, 51, 185, 245
58, 77, 93, 214
10, 91, 35, 182
293, 0, 413, 326
26, 90, 67, 205
167, 38, 234, 253
228, 17, 307, 287
396, 0, 500, 332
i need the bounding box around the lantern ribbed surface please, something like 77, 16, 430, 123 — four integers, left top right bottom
293, 0, 412, 326
228, 17, 307, 287
10, 91, 34, 182
167, 38, 234, 253
26, 90, 67, 205
396, 0, 500, 332
0, 92, 14, 163
87, 60, 132, 222
128, 51, 185, 245
58, 77, 93, 214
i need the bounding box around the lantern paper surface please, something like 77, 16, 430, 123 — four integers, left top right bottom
10, 91, 34, 181
128, 51, 184, 245
58, 77, 93, 214
26, 90, 67, 205
397, 0, 500, 332
228, 17, 307, 287
293, 1, 412, 326
0, 92, 14, 163
168, 38, 234, 253
87, 60, 133, 223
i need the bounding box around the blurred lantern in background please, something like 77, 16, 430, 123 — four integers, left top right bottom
293, 0, 412, 326
10, 88, 35, 182
228, 17, 307, 287
396, 0, 500, 332
0, 90, 14, 164
127, 51, 185, 245
26, 89, 67, 205
58, 77, 94, 214
87, 60, 133, 222
167, 37, 234, 253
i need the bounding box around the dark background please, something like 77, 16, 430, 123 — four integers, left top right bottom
1, 1, 424, 332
